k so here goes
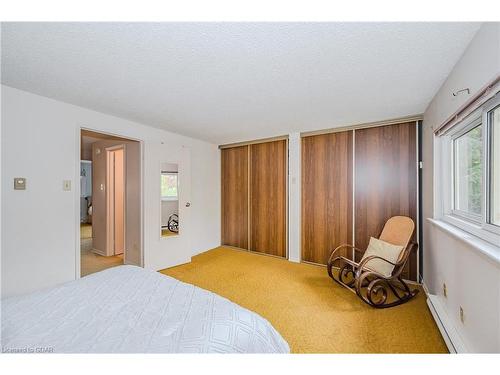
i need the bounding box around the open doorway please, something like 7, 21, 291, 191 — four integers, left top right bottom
80, 129, 141, 276
107, 146, 125, 255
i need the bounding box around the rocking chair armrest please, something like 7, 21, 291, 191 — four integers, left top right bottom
328, 244, 364, 263
406, 242, 418, 253
358, 255, 399, 268
359, 255, 399, 267
356, 255, 403, 280
357, 243, 418, 279
360, 242, 417, 270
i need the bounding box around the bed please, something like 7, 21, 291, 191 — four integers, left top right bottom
1, 265, 289, 353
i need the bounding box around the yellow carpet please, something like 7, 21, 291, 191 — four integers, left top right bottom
161, 228, 177, 237
161, 247, 448, 353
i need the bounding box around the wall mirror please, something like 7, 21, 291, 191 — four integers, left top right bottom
160, 162, 179, 237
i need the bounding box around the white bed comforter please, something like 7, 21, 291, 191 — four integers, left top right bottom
1, 265, 289, 353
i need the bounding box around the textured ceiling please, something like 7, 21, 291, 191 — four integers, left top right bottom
1, 22, 480, 144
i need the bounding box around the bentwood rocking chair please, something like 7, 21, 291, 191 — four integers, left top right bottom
326, 216, 419, 308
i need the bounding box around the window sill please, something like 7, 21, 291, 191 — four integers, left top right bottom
427, 218, 500, 266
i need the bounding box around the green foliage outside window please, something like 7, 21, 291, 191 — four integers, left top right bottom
454, 125, 482, 215
161, 173, 178, 199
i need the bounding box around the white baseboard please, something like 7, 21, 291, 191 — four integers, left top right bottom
91, 248, 106, 256
123, 259, 140, 266
423, 282, 468, 353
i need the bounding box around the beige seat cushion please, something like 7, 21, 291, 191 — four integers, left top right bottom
360, 237, 404, 277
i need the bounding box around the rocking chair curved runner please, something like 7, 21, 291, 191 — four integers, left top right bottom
326, 216, 419, 308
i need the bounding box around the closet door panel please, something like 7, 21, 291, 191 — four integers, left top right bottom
249, 140, 287, 257
301, 131, 353, 264
354, 122, 417, 280
221, 146, 249, 249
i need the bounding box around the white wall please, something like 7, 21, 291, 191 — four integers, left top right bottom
1, 85, 221, 298
426, 221, 500, 352
422, 23, 500, 352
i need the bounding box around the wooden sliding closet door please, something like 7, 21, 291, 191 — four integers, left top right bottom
301, 131, 353, 264
221, 146, 249, 249
249, 140, 287, 257
354, 122, 417, 280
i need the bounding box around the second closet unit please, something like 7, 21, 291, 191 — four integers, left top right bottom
354, 122, 418, 280
221, 138, 288, 258
301, 121, 418, 281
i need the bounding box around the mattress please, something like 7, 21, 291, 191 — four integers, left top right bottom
1, 265, 289, 353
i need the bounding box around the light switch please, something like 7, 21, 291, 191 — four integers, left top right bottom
14, 177, 26, 190
63, 180, 72, 191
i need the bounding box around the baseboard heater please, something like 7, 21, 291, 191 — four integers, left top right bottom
425, 292, 468, 353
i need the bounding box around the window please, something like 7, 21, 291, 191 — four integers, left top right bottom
161, 172, 178, 201
441, 93, 500, 244
488, 104, 500, 226
453, 124, 483, 218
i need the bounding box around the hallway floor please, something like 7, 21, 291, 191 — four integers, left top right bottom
80, 224, 123, 276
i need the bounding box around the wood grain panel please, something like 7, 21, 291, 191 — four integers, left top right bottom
221, 146, 249, 249
301, 131, 353, 264
354, 122, 417, 280
249, 140, 287, 257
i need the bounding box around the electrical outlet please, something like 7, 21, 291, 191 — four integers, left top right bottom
63, 180, 71, 191
460, 306, 465, 323
443, 283, 447, 297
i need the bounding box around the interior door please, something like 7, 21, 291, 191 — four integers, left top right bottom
145, 142, 192, 270
112, 148, 125, 255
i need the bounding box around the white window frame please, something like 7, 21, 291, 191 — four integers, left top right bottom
450, 116, 483, 223
439, 93, 500, 246
161, 171, 179, 201
483, 97, 500, 235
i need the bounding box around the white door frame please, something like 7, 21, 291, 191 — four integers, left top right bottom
75, 126, 144, 279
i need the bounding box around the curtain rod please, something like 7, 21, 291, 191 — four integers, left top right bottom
434, 75, 500, 136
